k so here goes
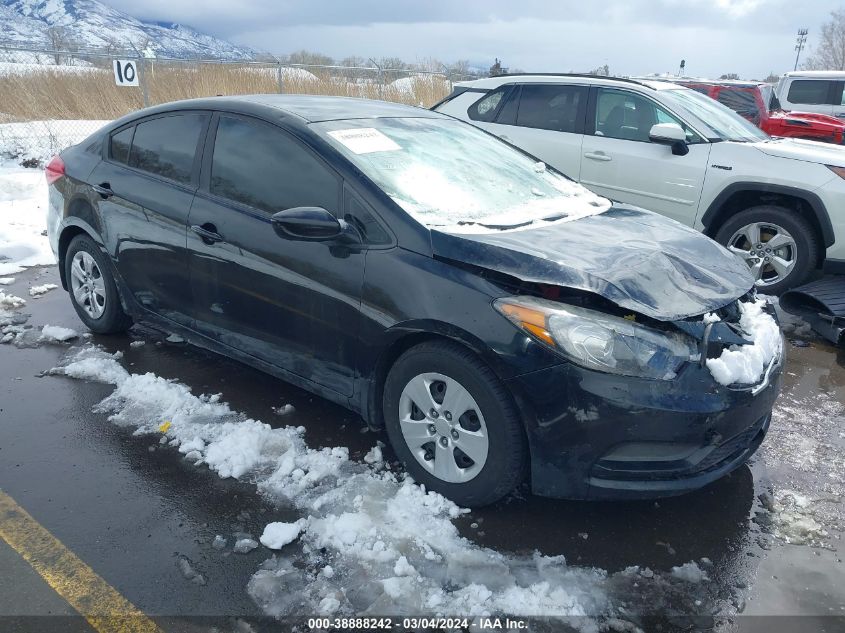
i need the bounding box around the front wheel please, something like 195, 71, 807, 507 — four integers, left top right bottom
714, 206, 819, 295
382, 341, 527, 507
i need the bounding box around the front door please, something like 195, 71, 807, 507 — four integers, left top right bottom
579, 87, 711, 226
187, 114, 364, 397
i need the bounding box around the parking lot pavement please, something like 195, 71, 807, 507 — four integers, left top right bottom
1, 264, 844, 631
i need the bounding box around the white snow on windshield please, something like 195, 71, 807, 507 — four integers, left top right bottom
317, 119, 611, 231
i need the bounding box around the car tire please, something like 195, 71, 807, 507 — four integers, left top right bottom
714, 205, 818, 295
382, 340, 527, 507
64, 234, 132, 334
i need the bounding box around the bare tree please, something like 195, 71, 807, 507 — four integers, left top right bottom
285, 50, 334, 67
719, 73, 740, 80
805, 8, 845, 70
45, 26, 74, 64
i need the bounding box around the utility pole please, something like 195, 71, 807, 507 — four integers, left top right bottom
794, 28, 808, 71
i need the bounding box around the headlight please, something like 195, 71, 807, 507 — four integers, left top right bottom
494, 296, 698, 380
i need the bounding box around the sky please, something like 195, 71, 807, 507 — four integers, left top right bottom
104, 0, 840, 79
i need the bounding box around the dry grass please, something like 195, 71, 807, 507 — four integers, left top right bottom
0, 63, 452, 122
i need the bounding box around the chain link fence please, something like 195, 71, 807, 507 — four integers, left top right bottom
0, 44, 470, 163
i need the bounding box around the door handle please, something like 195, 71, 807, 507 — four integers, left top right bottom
92, 182, 113, 198
191, 224, 224, 245
584, 152, 612, 162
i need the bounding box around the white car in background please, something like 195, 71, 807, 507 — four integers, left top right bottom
434, 74, 845, 293
775, 71, 845, 118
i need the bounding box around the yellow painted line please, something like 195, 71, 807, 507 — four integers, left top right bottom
0, 489, 163, 633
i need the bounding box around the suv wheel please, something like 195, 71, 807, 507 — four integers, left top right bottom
714, 206, 818, 295
382, 341, 527, 507
65, 234, 132, 334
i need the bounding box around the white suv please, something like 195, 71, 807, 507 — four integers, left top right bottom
434, 74, 845, 293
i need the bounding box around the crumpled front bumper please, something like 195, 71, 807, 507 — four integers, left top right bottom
504, 350, 783, 500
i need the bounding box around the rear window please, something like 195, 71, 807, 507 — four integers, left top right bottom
716, 89, 761, 124
128, 114, 206, 184
787, 80, 834, 105
468, 88, 509, 122
110, 127, 133, 164
516, 85, 587, 133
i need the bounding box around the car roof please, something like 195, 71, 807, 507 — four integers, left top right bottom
652, 77, 766, 89
114, 94, 446, 126
454, 73, 682, 92
782, 70, 845, 78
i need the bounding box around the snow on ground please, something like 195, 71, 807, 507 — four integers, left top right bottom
706, 298, 783, 386
50, 345, 725, 625
29, 282, 57, 296
39, 324, 78, 342
0, 120, 108, 162
0, 160, 53, 275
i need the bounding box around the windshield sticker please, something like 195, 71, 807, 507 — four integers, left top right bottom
328, 128, 401, 154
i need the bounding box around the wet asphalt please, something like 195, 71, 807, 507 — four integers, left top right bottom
1, 264, 844, 632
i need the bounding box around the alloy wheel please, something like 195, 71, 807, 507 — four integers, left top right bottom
727, 222, 797, 287
69, 251, 107, 319
398, 372, 489, 483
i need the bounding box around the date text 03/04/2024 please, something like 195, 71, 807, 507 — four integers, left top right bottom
306, 617, 528, 629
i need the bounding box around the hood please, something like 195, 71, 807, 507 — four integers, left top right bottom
754, 136, 845, 166
431, 206, 754, 321
770, 110, 845, 130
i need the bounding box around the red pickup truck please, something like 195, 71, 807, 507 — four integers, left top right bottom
668, 79, 845, 144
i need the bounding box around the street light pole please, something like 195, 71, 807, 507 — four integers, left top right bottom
794, 28, 808, 71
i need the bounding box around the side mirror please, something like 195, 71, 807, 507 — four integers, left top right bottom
649, 123, 689, 156
271, 207, 343, 241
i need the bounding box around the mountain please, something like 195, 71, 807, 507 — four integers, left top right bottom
0, 0, 255, 60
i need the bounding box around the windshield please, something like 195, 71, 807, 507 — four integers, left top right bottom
313, 117, 610, 232
660, 87, 770, 142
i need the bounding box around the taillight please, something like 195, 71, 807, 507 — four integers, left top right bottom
45, 155, 65, 185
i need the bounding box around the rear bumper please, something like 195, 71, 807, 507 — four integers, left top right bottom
505, 353, 782, 500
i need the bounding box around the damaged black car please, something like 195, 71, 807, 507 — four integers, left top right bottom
46, 95, 784, 506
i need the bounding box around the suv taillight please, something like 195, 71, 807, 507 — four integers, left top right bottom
45, 155, 65, 185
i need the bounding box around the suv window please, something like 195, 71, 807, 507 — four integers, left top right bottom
594, 88, 699, 143
110, 126, 133, 164
128, 114, 205, 184
516, 84, 587, 133
210, 116, 340, 214
787, 79, 834, 105
468, 87, 509, 122
716, 88, 760, 124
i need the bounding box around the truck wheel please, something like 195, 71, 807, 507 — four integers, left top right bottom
382, 341, 527, 507
714, 206, 818, 295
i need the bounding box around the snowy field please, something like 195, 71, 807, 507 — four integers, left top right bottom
1, 128, 843, 628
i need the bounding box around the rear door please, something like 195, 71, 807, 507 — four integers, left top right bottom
781, 78, 837, 115
472, 83, 588, 179
187, 113, 366, 396
579, 87, 711, 226
89, 112, 208, 327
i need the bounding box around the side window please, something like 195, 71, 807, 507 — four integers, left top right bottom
516, 84, 587, 133
468, 88, 509, 122
345, 192, 391, 245
210, 116, 340, 214
110, 126, 133, 164
715, 88, 760, 124
128, 114, 206, 184
594, 88, 700, 143
786, 80, 833, 105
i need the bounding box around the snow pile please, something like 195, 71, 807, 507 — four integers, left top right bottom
0, 291, 26, 309
51, 346, 615, 620
260, 520, 306, 549
706, 299, 782, 386
53, 345, 737, 623
29, 283, 57, 297
0, 162, 53, 275
0, 277, 14, 285
39, 324, 78, 342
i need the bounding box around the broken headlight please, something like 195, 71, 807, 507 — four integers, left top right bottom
494, 296, 697, 380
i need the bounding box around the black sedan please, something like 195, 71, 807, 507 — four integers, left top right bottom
45, 95, 783, 506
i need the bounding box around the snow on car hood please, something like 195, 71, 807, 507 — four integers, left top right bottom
432, 205, 755, 321
754, 136, 845, 166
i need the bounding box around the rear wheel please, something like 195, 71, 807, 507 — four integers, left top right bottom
382, 341, 527, 507
714, 206, 818, 295
64, 235, 132, 334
